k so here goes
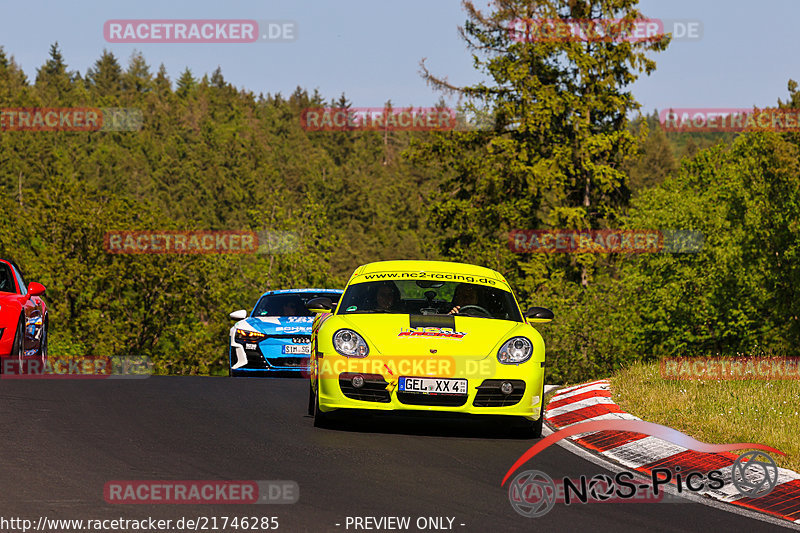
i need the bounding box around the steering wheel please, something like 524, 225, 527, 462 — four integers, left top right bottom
456, 305, 492, 318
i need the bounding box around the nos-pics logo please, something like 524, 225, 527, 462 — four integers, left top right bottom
508, 451, 779, 518
502, 420, 783, 519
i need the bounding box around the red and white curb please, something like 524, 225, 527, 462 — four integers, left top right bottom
545, 379, 800, 524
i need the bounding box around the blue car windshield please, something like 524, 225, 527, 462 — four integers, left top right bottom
338, 280, 522, 321
252, 292, 341, 317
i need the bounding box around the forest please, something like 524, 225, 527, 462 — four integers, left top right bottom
2, 1, 799, 381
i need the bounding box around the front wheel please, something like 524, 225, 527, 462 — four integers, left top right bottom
307, 381, 315, 416
516, 385, 546, 438
36, 319, 48, 368
312, 382, 332, 428
12, 315, 25, 355
1, 316, 24, 376
529, 396, 545, 438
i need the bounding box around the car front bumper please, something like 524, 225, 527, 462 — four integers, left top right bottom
229, 343, 310, 374
314, 354, 545, 420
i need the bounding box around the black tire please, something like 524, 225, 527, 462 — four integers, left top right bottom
4, 315, 25, 375
307, 381, 315, 416
530, 393, 545, 438
37, 318, 48, 368
12, 315, 24, 358
516, 383, 546, 438
313, 383, 332, 428
11, 315, 25, 359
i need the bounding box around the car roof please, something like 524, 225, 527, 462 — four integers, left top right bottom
257, 288, 343, 299
353, 260, 505, 281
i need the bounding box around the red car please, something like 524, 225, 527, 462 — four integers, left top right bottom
0, 259, 48, 373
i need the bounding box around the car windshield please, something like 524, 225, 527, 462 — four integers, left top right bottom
338, 280, 522, 321
252, 292, 341, 317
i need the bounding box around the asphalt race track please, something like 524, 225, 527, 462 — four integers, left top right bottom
1, 377, 788, 532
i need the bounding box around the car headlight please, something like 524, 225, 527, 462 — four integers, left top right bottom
333, 329, 369, 358
497, 336, 533, 364
235, 329, 267, 342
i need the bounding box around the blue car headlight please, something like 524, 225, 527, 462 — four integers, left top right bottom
497, 337, 533, 364
333, 329, 369, 358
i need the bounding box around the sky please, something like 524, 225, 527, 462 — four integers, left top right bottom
0, 0, 798, 113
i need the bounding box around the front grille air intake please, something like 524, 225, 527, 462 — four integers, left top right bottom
473, 379, 526, 407
339, 373, 391, 402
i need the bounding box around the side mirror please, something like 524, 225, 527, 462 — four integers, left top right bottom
525, 306, 554, 324
27, 282, 46, 297
306, 297, 335, 314
229, 309, 248, 320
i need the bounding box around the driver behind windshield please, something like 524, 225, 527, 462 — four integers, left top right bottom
281, 297, 302, 316
374, 282, 402, 312
449, 283, 480, 315
266, 295, 307, 317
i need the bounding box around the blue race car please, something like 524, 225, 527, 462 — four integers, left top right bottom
228, 288, 343, 376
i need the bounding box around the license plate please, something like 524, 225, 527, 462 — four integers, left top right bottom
399, 377, 467, 394
282, 345, 310, 355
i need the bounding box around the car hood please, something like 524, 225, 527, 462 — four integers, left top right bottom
334, 314, 529, 358
239, 315, 316, 335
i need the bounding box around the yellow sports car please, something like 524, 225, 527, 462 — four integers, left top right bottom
306, 260, 553, 436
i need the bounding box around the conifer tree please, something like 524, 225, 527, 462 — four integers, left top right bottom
411, 0, 669, 288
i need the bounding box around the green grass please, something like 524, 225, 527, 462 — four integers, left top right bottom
610, 361, 800, 472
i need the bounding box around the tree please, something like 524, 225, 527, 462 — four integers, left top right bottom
625, 111, 678, 192
123, 51, 153, 95
778, 79, 800, 149
35, 42, 74, 99
154, 63, 171, 94
175, 67, 196, 97
410, 0, 669, 289
0, 47, 29, 104
331, 92, 351, 109
623, 132, 800, 356
86, 50, 123, 99
210, 66, 225, 88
